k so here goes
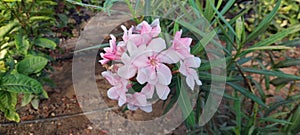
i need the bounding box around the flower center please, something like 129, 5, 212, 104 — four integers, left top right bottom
149, 57, 158, 66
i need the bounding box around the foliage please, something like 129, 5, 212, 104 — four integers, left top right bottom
68, 0, 300, 134
0, 0, 57, 122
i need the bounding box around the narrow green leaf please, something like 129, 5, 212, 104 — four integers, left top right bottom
280, 38, 300, 47
29, 16, 54, 22
227, 82, 268, 108
177, 75, 195, 127
274, 59, 300, 68
244, 0, 281, 43
245, 46, 293, 51
270, 78, 295, 86
259, 117, 292, 125
241, 68, 300, 80
34, 38, 57, 50
1, 74, 44, 94
17, 55, 48, 75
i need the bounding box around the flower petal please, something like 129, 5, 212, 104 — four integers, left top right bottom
127, 40, 138, 56
117, 65, 137, 79
185, 57, 201, 68
155, 84, 170, 100
107, 87, 119, 100
137, 68, 148, 84
158, 49, 180, 64
186, 75, 195, 90
102, 71, 117, 85
156, 64, 172, 85
147, 38, 166, 52
140, 105, 153, 113
141, 83, 155, 99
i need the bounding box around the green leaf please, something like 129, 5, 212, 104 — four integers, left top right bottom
274, 59, 300, 68
0, 91, 20, 122
17, 55, 48, 75
177, 75, 195, 127
240, 68, 300, 80
15, 33, 30, 55
29, 16, 54, 22
245, 46, 293, 51
34, 38, 57, 50
1, 74, 44, 94
286, 106, 300, 133
227, 82, 268, 108
259, 117, 292, 125
0, 21, 18, 39
270, 78, 295, 86
31, 98, 39, 110
279, 38, 300, 47
244, 0, 281, 43
21, 93, 34, 106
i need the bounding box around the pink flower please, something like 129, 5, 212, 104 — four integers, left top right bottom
102, 71, 128, 106
127, 92, 152, 113
121, 19, 161, 47
132, 38, 175, 100
100, 35, 126, 64
164, 30, 193, 63
179, 57, 202, 90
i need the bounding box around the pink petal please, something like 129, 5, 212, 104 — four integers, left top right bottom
137, 21, 152, 34
147, 38, 166, 52
127, 41, 138, 56
107, 87, 119, 100
156, 64, 172, 85
137, 68, 148, 84
186, 75, 195, 90
121, 53, 130, 64
179, 61, 188, 76
184, 57, 201, 68
150, 19, 161, 37
101, 71, 117, 85
140, 105, 153, 113
117, 65, 137, 79
141, 83, 155, 98
158, 49, 180, 64
118, 93, 127, 106
127, 104, 138, 111
155, 84, 170, 100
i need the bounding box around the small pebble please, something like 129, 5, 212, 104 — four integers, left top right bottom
51, 112, 55, 116
88, 125, 93, 130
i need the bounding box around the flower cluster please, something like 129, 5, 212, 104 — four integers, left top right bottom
100, 19, 202, 112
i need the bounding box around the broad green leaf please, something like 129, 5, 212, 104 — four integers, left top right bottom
0, 21, 18, 39
274, 59, 300, 68
0, 91, 19, 122
17, 55, 48, 75
31, 98, 39, 110
227, 82, 268, 108
2, 0, 21, 2
21, 93, 34, 106
15, 33, 30, 55
34, 38, 57, 50
1, 74, 44, 94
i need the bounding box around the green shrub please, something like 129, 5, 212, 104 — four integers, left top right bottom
0, 0, 57, 122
